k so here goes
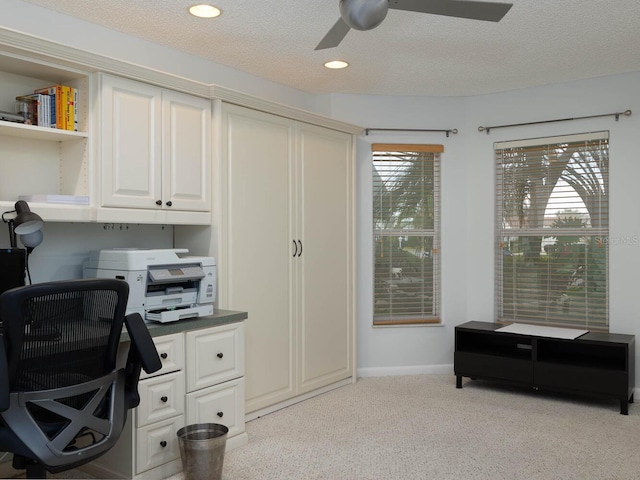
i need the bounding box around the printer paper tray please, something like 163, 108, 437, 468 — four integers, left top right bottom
145, 304, 213, 323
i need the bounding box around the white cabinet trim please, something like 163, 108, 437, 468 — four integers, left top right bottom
0, 28, 361, 134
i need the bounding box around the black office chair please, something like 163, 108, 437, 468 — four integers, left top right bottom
0, 278, 162, 478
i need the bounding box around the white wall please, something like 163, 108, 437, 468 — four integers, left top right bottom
1, 223, 174, 283
326, 95, 468, 375
328, 72, 640, 379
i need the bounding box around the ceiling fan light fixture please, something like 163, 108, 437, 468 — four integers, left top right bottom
188, 4, 222, 18
339, 0, 388, 31
324, 60, 349, 69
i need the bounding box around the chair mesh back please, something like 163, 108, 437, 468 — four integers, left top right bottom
0, 279, 139, 471
12, 289, 118, 395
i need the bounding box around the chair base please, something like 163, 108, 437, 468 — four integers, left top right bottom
13, 455, 48, 479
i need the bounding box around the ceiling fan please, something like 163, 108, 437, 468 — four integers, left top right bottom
315, 0, 513, 50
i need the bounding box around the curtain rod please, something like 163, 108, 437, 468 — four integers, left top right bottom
478, 110, 631, 134
365, 128, 458, 137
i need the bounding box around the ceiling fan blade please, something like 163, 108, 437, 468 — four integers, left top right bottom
315, 18, 351, 50
390, 0, 512, 22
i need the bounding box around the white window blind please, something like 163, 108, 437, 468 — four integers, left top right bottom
373, 144, 441, 326
495, 132, 609, 331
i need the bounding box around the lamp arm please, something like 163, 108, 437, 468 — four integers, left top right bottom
6, 219, 16, 248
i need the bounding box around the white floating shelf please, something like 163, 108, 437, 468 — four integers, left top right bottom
0, 120, 88, 141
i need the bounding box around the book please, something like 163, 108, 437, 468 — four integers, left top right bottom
33, 86, 56, 128
33, 85, 64, 129
66, 86, 76, 131
62, 85, 72, 131
73, 87, 78, 131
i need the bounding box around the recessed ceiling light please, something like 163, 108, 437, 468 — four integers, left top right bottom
189, 4, 222, 18
324, 60, 349, 69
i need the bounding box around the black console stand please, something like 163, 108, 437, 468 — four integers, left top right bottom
454, 321, 635, 414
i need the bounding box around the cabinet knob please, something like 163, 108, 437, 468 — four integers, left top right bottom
166, 201, 173, 207
155, 200, 162, 206
217, 352, 224, 359
217, 411, 224, 418
160, 396, 168, 403
160, 441, 167, 448
160, 353, 168, 359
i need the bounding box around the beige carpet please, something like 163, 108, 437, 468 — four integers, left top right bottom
165, 374, 639, 480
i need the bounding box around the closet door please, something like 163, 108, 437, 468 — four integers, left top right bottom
296, 123, 354, 394
221, 104, 296, 413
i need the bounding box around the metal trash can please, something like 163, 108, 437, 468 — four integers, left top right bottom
177, 423, 229, 480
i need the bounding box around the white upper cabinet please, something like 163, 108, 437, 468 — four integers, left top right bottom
98, 73, 211, 224
162, 90, 211, 212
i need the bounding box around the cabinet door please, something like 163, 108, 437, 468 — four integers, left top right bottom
162, 90, 211, 211
221, 104, 296, 413
100, 74, 162, 209
296, 123, 354, 394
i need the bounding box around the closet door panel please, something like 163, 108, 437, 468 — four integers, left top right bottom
222, 104, 296, 413
296, 123, 353, 394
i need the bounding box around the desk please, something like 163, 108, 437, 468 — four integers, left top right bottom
86, 309, 248, 479
119, 308, 247, 341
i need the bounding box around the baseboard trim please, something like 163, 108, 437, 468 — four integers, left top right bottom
357, 364, 454, 378
246, 378, 354, 422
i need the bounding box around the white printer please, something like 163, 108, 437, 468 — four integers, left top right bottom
83, 248, 216, 323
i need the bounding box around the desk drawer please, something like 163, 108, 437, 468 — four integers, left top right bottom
186, 377, 245, 438
137, 370, 185, 427
136, 415, 184, 474
141, 332, 185, 379
186, 322, 244, 391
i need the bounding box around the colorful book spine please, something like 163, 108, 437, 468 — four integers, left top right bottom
31, 84, 79, 131
73, 87, 78, 131
62, 85, 71, 131
66, 86, 76, 131
33, 85, 64, 129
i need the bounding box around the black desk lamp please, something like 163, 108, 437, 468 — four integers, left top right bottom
2, 201, 44, 284
3, 201, 44, 249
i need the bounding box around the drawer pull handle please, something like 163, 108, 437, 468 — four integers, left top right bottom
160, 441, 167, 448
217, 411, 224, 418
161, 396, 168, 403
160, 353, 168, 359
217, 353, 224, 359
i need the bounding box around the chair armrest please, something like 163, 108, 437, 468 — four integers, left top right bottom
122, 313, 162, 409
0, 335, 8, 411
124, 313, 162, 375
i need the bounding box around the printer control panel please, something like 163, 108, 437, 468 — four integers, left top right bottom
148, 264, 205, 283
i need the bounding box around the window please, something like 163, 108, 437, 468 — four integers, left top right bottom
495, 132, 609, 331
372, 144, 441, 326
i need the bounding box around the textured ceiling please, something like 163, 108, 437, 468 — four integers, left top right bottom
17, 0, 640, 96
